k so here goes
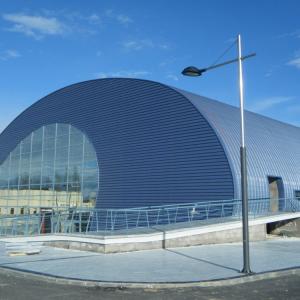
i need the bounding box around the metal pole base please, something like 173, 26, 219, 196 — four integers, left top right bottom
240, 268, 255, 275
240, 146, 253, 275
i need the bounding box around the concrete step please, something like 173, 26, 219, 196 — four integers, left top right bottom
5, 242, 42, 256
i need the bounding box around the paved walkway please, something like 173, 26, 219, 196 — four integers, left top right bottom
0, 237, 299, 283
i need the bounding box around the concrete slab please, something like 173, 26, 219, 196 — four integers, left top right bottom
0, 237, 299, 283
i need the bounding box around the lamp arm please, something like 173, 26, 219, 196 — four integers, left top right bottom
204, 53, 256, 72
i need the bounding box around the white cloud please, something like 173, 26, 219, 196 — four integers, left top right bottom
0, 49, 21, 60
3, 13, 67, 39
95, 70, 150, 79
159, 44, 169, 50
2, 10, 134, 39
116, 14, 133, 25
248, 96, 295, 112
166, 74, 179, 81
225, 37, 236, 44
277, 30, 300, 39
159, 57, 176, 68
87, 13, 101, 25
122, 39, 154, 51
264, 68, 274, 78
105, 9, 133, 26
264, 71, 272, 77
122, 39, 169, 52
105, 9, 114, 18
287, 57, 300, 69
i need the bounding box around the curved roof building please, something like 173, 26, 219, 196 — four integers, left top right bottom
0, 78, 299, 213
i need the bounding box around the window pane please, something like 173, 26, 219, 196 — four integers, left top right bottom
21, 141, 31, 154
43, 149, 55, 163
11, 144, 20, 157
19, 184, 29, 190
83, 169, 98, 182
84, 142, 96, 158
30, 166, 41, 185
19, 173, 29, 185
57, 124, 69, 136
55, 147, 68, 163
29, 184, 41, 191
44, 138, 55, 150
31, 151, 42, 164
9, 177, 19, 186
70, 129, 83, 146
21, 153, 30, 164
56, 135, 69, 149
32, 135, 43, 152
68, 182, 81, 192
68, 165, 81, 181
83, 159, 98, 170
44, 124, 56, 139
55, 167, 68, 184
69, 146, 83, 162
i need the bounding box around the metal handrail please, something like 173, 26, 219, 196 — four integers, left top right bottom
0, 197, 299, 237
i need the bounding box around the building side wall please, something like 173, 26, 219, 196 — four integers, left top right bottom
180, 89, 300, 200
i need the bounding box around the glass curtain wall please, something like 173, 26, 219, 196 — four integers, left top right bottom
0, 124, 99, 214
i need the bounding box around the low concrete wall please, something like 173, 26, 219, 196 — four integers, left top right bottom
44, 223, 266, 254
165, 223, 266, 249
46, 241, 106, 253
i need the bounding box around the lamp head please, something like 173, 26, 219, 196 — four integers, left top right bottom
181, 66, 206, 77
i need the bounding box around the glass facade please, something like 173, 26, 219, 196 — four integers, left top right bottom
0, 124, 99, 214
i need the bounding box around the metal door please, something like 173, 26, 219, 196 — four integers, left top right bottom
268, 177, 283, 212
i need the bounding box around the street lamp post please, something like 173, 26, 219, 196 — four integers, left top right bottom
182, 34, 254, 274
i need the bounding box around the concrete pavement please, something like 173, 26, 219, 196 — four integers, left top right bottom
0, 236, 299, 284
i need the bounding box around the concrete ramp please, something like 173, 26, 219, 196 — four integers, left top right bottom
1, 212, 300, 254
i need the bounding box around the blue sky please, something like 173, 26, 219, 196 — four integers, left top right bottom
0, 0, 300, 132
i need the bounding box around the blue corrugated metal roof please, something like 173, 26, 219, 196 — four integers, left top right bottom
177, 88, 300, 199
